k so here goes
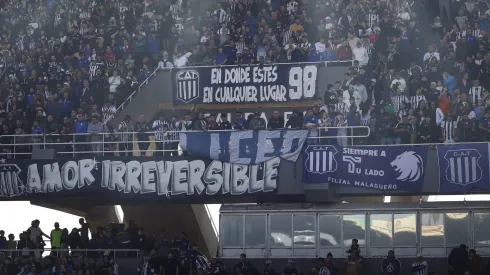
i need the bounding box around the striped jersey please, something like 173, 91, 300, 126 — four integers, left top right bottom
319, 267, 331, 275
410, 95, 427, 109
360, 110, 371, 126
411, 261, 428, 275
89, 64, 99, 80
118, 120, 134, 142
442, 120, 457, 141
214, 9, 228, 24
392, 95, 409, 112
469, 86, 483, 104
102, 104, 117, 123
152, 119, 168, 141
367, 13, 379, 28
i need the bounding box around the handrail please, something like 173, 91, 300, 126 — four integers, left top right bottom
0, 127, 370, 158
170, 60, 353, 69
0, 248, 141, 259
104, 66, 161, 125
0, 248, 141, 252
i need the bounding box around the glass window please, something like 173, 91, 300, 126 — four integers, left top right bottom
221, 215, 243, 247
270, 215, 292, 247
474, 213, 490, 245
394, 213, 416, 246
343, 214, 366, 247
370, 214, 393, 246
421, 213, 444, 246
445, 213, 468, 245
293, 215, 315, 246
319, 215, 341, 247
245, 215, 266, 246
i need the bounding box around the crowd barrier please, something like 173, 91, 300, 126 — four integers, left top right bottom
0, 248, 141, 259
0, 126, 369, 158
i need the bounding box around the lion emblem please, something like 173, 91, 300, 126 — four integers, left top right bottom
390, 151, 424, 182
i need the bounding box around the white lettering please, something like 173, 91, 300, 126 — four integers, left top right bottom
141, 161, 156, 194
27, 164, 42, 193
42, 163, 62, 192
61, 161, 78, 190
125, 161, 142, 193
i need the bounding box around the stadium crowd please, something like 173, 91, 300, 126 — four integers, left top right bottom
0, 220, 486, 275
0, 0, 489, 155
0, 219, 214, 275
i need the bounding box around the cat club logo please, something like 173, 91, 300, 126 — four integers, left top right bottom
0, 159, 25, 198
176, 70, 200, 103
305, 146, 425, 182
390, 151, 424, 182
304, 145, 338, 174
443, 149, 482, 186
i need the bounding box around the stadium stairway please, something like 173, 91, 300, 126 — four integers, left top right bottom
107, 68, 171, 128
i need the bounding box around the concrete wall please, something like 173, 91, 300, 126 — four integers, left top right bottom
220, 257, 460, 275
34, 200, 218, 258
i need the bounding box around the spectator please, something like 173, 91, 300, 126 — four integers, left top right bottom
87, 115, 104, 155
268, 111, 285, 130
381, 250, 401, 275
411, 253, 428, 275
249, 112, 267, 130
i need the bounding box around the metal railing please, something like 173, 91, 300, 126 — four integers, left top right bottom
0, 126, 369, 158
0, 248, 141, 259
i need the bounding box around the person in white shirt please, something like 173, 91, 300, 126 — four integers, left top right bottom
391, 74, 407, 95
158, 51, 174, 68
347, 32, 361, 50
325, 16, 334, 30
352, 41, 369, 66
175, 52, 192, 67
315, 38, 326, 53
423, 46, 440, 65
397, 7, 411, 21
108, 70, 122, 94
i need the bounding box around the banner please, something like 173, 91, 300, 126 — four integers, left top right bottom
0, 157, 279, 200
437, 143, 490, 193
302, 145, 429, 192
172, 64, 319, 105
180, 130, 308, 165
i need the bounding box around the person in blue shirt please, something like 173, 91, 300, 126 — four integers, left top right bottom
214, 47, 228, 65
232, 111, 248, 130
304, 109, 319, 144
74, 113, 88, 152
224, 41, 238, 65
478, 107, 490, 141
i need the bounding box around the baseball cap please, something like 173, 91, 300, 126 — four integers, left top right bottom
416, 253, 423, 257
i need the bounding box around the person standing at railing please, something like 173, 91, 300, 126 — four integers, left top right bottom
249, 112, 266, 130
74, 114, 88, 153
268, 111, 284, 130
50, 223, 62, 251
153, 114, 169, 157
118, 115, 134, 156
88, 116, 104, 156
135, 115, 151, 156
304, 109, 320, 144
232, 112, 248, 130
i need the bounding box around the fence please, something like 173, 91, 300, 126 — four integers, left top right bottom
0, 248, 141, 259
0, 126, 369, 158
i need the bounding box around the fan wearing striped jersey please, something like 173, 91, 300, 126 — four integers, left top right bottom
441, 113, 457, 143
411, 254, 428, 275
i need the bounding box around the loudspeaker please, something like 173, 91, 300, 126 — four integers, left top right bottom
31, 148, 56, 160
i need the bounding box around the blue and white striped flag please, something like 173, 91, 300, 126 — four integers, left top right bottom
179, 130, 309, 165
